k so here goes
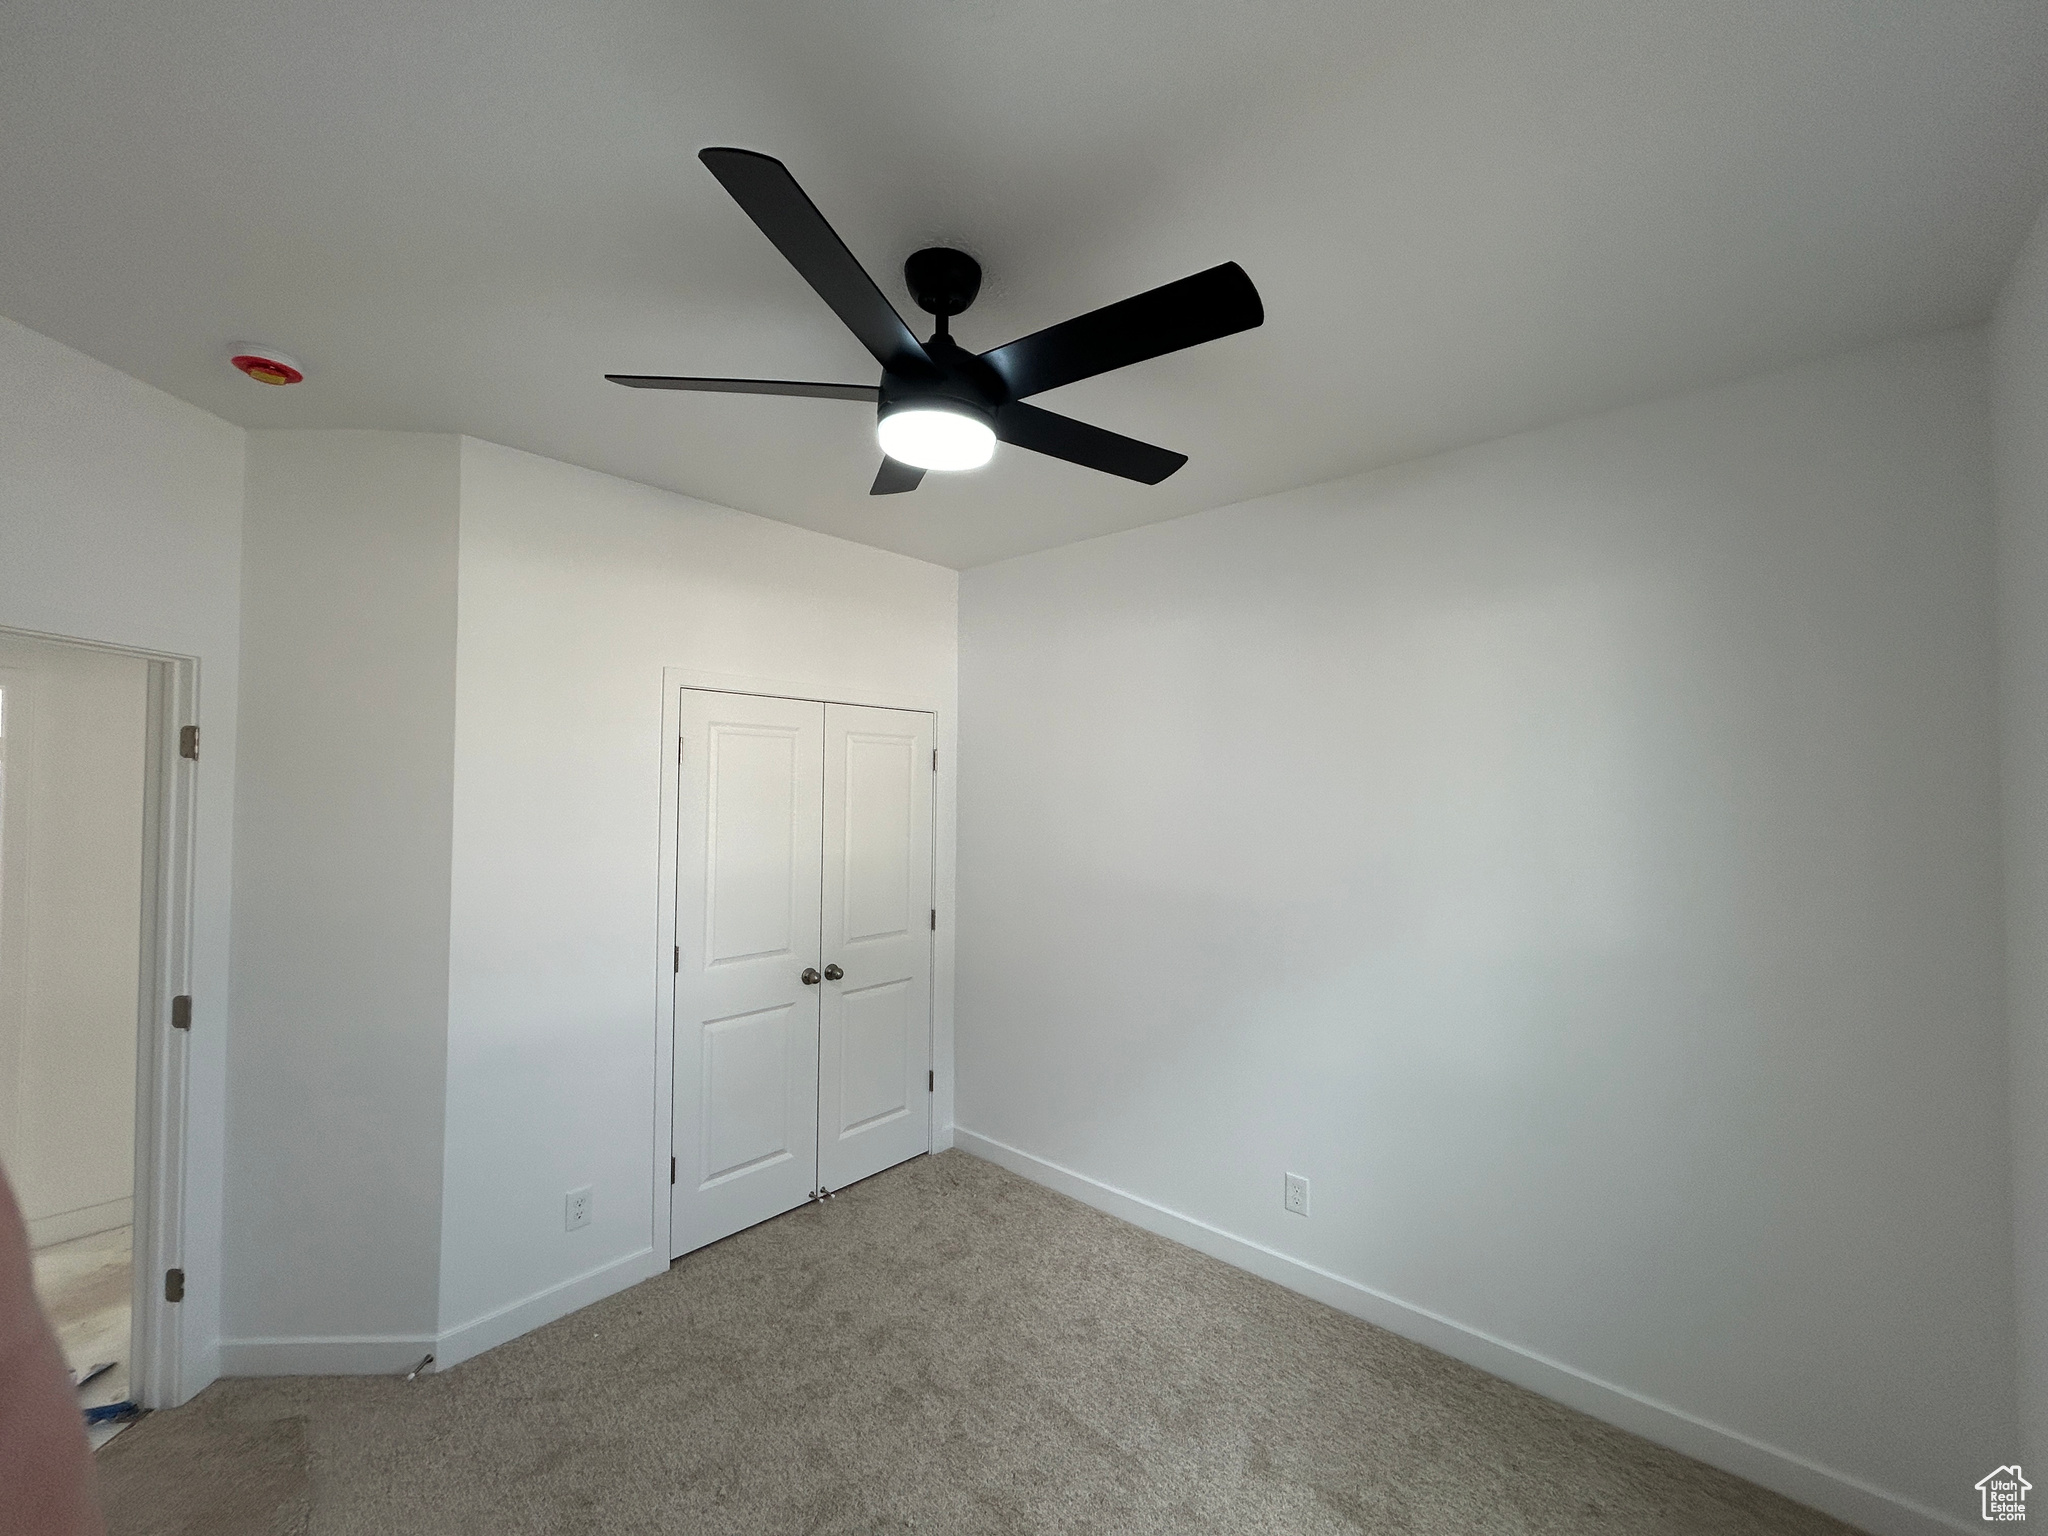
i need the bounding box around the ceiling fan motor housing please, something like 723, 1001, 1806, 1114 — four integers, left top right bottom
880, 334, 1003, 430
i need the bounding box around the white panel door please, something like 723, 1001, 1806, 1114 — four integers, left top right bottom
818, 704, 933, 1190
672, 691, 824, 1256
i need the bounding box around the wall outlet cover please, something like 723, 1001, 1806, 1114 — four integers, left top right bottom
1284, 1173, 1310, 1216
565, 1186, 593, 1231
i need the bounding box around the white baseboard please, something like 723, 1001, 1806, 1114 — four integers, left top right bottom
219, 1333, 435, 1376
214, 1247, 664, 1384
434, 1246, 663, 1372
953, 1129, 1970, 1536
28, 1196, 132, 1249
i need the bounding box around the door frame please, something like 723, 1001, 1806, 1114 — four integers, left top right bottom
0, 626, 198, 1410
654, 667, 941, 1262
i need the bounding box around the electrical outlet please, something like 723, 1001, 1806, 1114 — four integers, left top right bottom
565, 1186, 593, 1231
1284, 1173, 1310, 1217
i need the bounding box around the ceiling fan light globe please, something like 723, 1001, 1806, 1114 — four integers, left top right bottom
877, 407, 996, 472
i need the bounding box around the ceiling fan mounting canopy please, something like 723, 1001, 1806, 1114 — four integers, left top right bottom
604, 146, 1264, 494
904, 247, 982, 321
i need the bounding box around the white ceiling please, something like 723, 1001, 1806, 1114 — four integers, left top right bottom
3, 1, 2046, 568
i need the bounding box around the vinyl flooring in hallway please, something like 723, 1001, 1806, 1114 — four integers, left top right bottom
34, 1223, 134, 1449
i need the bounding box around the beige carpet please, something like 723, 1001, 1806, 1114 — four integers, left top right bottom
95, 1150, 1860, 1535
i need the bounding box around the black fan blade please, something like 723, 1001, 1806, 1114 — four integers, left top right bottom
699, 148, 931, 375
871, 458, 926, 495
995, 401, 1187, 484
980, 262, 1263, 401
606, 375, 879, 401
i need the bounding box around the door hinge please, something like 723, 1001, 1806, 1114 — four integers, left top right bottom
932, 748, 938, 772
674, 945, 680, 974
928, 1069, 934, 1093
930, 909, 937, 931
164, 1268, 185, 1303
171, 995, 192, 1031
179, 724, 200, 761
670, 1156, 676, 1186
678, 735, 684, 764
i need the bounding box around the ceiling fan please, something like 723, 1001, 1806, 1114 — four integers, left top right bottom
607, 148, 1265, 495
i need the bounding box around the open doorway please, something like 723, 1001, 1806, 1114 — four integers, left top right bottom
0, 629, 184, 1444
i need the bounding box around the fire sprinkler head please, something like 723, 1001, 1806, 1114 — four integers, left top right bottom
230, 349, 304, 386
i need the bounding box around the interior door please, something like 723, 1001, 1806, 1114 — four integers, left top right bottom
817, 704, 934, 1191
672, 691, 824, 1256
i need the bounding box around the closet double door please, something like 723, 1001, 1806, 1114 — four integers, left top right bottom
671, 690, 934, 1257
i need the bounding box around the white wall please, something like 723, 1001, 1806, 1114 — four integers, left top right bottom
0, 314, 243, 1399
222, 431, 458, 1370
0, 636, 148, 1246
956, 329, 2009, 1536
1996, 195, 2048, 1478
438, 437, 957, 1364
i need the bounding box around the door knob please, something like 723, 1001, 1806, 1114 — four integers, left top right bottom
823, 964, 843, 981
801, 967, 821, 985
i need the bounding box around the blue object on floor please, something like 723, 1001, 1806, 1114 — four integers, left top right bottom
83, 1401, 139, 1425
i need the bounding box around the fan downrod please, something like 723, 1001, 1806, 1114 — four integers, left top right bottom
905, 247, 982, 333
